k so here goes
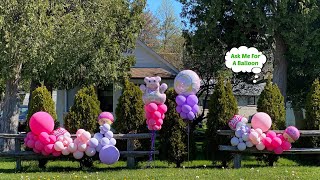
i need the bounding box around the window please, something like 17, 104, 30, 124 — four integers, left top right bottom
98, 85, 113, 112
248, 96, 256, 105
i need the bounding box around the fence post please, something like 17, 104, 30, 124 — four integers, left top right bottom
15, 138, 22, 171
233, 153, 241, 169
127, 138, 135, 168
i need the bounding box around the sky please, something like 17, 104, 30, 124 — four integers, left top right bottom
146, 0, 183, 22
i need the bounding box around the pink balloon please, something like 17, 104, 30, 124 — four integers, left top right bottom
64, 137, 73, 144
148, 119, 156, 125
33, 148, 40, 154
283, 126, 300, 143
266, 131, 277, 139
147, 124, 153, 130
98, 112, 114, 122
76, 129, 85, 137
277, 134, 285, 141
266, 146, 274, 151
272, 137, 282, 148
33, 135, 38, 141
249, 132, 259, 141
44, 144, 54, 154
74, 138, 81, 145
145, 111, 152, 119
42, 150, 50, 156
146, 103, 158, 113
153, 125, 161, 131
49, 135, 57, 144
251, 112, 272, 132
29, 112, 55, 135
281, 141, 292, 150
39, 132, 50, 145
27, 139, 35, 148
52, 151, 62, 157
153, 111, 162, 120
255, 128, 263, 136
35, 140, 44, 151
274, 146, 284, 154
156, 119, 163, 126
158, 104, 167, 114
262, 137, 272, 147
161, 114, 165, 119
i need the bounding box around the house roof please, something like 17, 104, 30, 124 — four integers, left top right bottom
130, 68, 175, 79
233, 82, 266, 96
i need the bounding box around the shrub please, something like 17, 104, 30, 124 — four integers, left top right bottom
159, 88, 187, 167
206, 75, 238, 166
305, 79, 320, 131
256, 77, 285, 166
64, 86, 101, 134
27, 86, 58, 128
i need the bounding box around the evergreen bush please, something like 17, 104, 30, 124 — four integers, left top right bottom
159, 88, 187, 167
64, 86, 101, 134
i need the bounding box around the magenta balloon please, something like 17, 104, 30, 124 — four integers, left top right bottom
266, 146, 274, 151
35, 140, 44, 151
27, 139, 35, 148
272, 137, 282, 148
44, 144, 54, 154
145, 111, 152, 119
251, 112, 272, 132
181, 104, 192, 113
186, 95, 198, 107
39, 132, 50, 144
281, 141, 292, 150
99, 145, 120, 165
192, 105, 199, 114
52, 150, 62, 157
42, 150, 50, 156
147, 124, 153, 130
274, 146, 284, 154
49, 135, 57, 144
98, 112, 114, 122
29, 112, 55, 135
262, 137, 272, 147
148, 119, 156, 125
176, 106, 182, 113
153, 125, 161, 131
33, 148, 40, 154
176, 95, 186, 105
153, 111, 162, 120
146, 103, 158, 113
187, 111, 195, 120
162, 113, 165, 119
180, 112, 187, 119
158, 104, 167, 114
277, 134, 285, 141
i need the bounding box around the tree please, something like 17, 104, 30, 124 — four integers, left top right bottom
0, 0, 146, 150
305, 79, 320, 132
64, 86, 101, 134
159, 88, 187, 167
179, 0, 319, 100
139, 9, 161, 49
206, 75, 238, 165
257, 78, 286, 130
26, 86, 58, 129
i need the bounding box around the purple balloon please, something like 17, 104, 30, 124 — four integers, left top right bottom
187, 111, 195, 120
176, 95, 186, 105
99, 145, 120, 165
176, 106, 182, 113
192, 104, 199, 114
88, 138, 99, 148
180, 112, 188, 119
186, 95, 198, 107
181, 104, 192, 113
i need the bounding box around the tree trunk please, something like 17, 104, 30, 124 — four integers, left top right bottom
273, 34, 288, 99
28, 80, 41, 109
0, 63, 22, 152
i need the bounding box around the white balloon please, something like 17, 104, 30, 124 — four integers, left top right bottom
242, 133, 249, 142
63, 132, 71, 138
238, 138, 243, 143
237, 142, 246, 151
245, 141, 254, 147
85, 147, 96, 157
256, 142, 265, 150
109, 138, 117, 146
68, 143, 77, 153
241, 117, 248, 124
73, 151, 84, 159
260, 133, 266, 139
100, 130, 106, 135
62, 148, 70, 155
77, 142, 87, 152
231, 137, 239, 146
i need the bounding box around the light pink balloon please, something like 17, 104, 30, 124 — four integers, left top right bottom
29, 112, 55, 135
54, 141, 65, 151
153, 125, 161, 131
255, 128, 263, 136
64, 137, 73, 144
76, 129, 85, 137
77, 143, 87, 152
74, 138, 81, 145
80, 131, 91, 143
260, 133, 266, 139
249, 132, 259, 141
57, 136, 64, 142
73, 151, 84, 159
68, 143, 77, 153
251, 112, 272, 132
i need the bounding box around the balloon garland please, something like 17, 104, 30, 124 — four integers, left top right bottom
228, 112, 300, 154
140, 76, 168, 165
24, 111, 119, 165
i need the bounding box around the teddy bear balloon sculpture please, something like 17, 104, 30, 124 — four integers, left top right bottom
140, 76, 168, 131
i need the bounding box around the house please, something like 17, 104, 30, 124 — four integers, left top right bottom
55, 40, 179, 126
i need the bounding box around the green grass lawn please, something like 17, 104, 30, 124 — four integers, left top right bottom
1, 158, 320, 180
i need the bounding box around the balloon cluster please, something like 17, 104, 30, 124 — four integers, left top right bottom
24, 111, 120, 165
144, 103, 167, 130
229, 112, 300, 154
140, 76, 168, 131
174, 70, 200, 121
